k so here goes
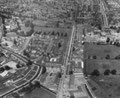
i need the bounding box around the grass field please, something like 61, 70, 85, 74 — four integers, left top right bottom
84, 43, 120, 75
24, 88, 56, 98
84, 43, 120, 98
84, 43, 120, 59
89, 76, 120, 98
84, 59, 120, 75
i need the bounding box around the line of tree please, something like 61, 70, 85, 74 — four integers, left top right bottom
91, 69, 117, 76
104, 69, 117, 75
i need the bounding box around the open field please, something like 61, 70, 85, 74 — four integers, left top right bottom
24, 88, 56, 98
84, 43, 120, 59
84, 43, 120, 98
88, 76, 120, 98
84, 43, 120, 74
84, 59, 120, 75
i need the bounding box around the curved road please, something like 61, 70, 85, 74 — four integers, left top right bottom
0, 46, 56, 97
0, 46, 43, 97
0, 65, 41, 97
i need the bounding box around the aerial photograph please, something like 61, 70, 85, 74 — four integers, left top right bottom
0, 0, 120, 98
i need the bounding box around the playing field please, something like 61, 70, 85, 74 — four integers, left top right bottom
84, 43, 120, 74
84, 43, 120, 98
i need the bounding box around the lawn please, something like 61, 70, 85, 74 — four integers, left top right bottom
84, 59, 120, 75
23, 88, 56, 98
84, 43, 120, 98
89, 76, 120, 98
84, 43, 120, 75
84, 43, 120, 59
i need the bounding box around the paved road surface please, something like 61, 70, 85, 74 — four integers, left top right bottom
99, 0, 108, 27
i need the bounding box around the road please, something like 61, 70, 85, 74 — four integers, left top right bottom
0, 46, 57, 97
99, 0, 108, 27
0, 47, 43, 97
71, 24, 96, 98
0, 64, 41, 97
57, 24, 76, 98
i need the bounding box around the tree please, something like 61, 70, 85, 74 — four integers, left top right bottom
91, 12, 103, 29
43, 32, 47, 35
41, 66, 46, 74
0, 67, 5, 73
29, 82, 34, 89
0, 52, 4, 57
26, 60, 33, 66
23, 50, 30, 58
51, 31, 55, 36
13, 39, 17, 45
111, 69, 117, 75
4, 66, 12, 71
3, 26, 7, 36
72, 47, 75, 52
105, 54, 110, 59
64, 33, 68, 37
106, 37, 110, 43
91, 69, 100, 76
87, 5, 92, 12
58, 42, 62, 48
92, 87, 97, 91
104, 69, 110, 75
23, 83, 35, 94
57, 72, 62, 78
25, 20, 31, 27
16, 64, 21, 68
82, 4, 87, 11
16, 62, 21, 68
70, 95, 75, 98
61, 33, 64, 37
93, 56, 97, 59
115, 55, 120, 59
56, 32, 60, 36
12, 92, 20, 98
19, 87, 29, 94
34, 81, 41, 88
69, 70, 73, 75
93, 5, 100, 12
